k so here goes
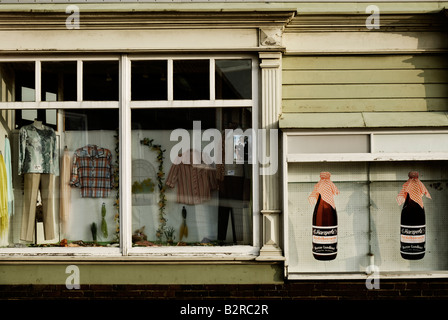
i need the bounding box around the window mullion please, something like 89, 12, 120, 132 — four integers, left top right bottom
77, 60, 83, 101
167, 59, 173, 101
35, 60, 41, 102
119, 54, 132, 256
210, 58, 215, 101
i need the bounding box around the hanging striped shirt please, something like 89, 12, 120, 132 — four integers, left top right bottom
166, 162, 218, 205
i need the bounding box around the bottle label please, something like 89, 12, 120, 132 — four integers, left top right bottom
312, 225, 337, 255
400, 224, 425, 254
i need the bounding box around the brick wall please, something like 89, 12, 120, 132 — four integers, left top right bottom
1, 279, 447, 301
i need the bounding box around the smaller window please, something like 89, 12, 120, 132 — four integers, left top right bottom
215, 59, 252, 100
131, 60, 167, 101
173, 60, 209, 100
83, 61, 119, 101
41, 61, 77, 102
0, 62, 35, 102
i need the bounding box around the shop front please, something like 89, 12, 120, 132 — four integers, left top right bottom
0, 6, 295, 285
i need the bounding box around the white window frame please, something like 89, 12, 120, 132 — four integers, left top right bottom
0, 53, 260, 260
283, 130, 448, 279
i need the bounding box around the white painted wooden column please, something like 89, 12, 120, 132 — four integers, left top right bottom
257, 51, 284, 261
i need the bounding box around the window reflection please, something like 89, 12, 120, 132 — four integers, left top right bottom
83, 61, 119, 101
131, 60, 167, 100
215, 59, 252, 99
41, 61, 77, 102
173, 60, 209, 100
0, 62, 35, 102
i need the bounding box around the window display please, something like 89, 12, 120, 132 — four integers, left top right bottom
0, 56, 256, 254
397, 171, 431, 260
286, 161, 448, 274
309, 172, 339, 261
0, 109, 119, 247
131, 107, 252, 246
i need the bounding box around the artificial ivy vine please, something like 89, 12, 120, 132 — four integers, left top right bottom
112, 133, 167, 242
140, 137, 167, 241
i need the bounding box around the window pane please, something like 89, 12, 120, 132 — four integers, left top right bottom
83, 61, 119, 101
287, 161, 448, 273
0, 109, 119, 248
131, 60, 167, 100
215, 59, 252, 99
15, 109, 58, 131
41, 61, 77, 101
173, 60, 209, 100
0, 62, 35, 102
131, 108, 252, 246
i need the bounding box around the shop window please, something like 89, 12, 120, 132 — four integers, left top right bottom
0, 62, 35, 102
83, 61, 119, 101
286, 161, 448, 274
41, 61, 77, 102
130, 107, 252, 246
173, 60, 209, 100
131, 60, 167, 101
215, 59, 252, 99
0, 109, 119, 247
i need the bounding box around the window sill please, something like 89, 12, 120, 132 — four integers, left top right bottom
0, 245, 261, 262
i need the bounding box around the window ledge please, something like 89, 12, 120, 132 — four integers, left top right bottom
0, 245, 261, 262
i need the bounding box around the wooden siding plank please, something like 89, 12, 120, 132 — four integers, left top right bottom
283, 83, 448, 99
282, 98, 448, 113
283, 55, 448, 70
282, 69, 448, 85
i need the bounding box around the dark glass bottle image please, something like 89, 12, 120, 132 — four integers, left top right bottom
397, 171, 431, 260
309, 172, 339, 261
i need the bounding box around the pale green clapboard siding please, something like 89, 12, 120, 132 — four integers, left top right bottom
282, 54, 448, 113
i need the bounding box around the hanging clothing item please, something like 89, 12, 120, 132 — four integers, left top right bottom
166, 150, 217, 205
397, 171, 431, 209
0, 153, 8, 236
59, 148, 71, 234
20, 173, 55, 241
18, 123, 59, 176
70, 145, 114, 198
4, 137, 14, 216
308, 172, 339, 209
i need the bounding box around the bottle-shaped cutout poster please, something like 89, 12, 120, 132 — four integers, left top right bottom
396, 171, 431, 260
309, 172, 339, 261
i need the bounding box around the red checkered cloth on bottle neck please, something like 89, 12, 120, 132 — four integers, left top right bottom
308, 172, 339, 209
396, 171, 431, 209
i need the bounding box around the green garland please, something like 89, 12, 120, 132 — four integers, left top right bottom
140, 138, 167, 241
113, 130, 120, 243
112, 133, 167, 242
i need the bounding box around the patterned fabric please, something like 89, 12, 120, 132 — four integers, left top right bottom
396, 171, 431, 209
19, 124, 59, 176
60, 148, 71, 233
4, 137, 14, 216
70, 145, 114, 198
308, 172, 339, 209
0, 153, 8, 235
166, 160, 218, 205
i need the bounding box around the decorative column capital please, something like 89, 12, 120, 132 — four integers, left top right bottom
259, 27, 283, 47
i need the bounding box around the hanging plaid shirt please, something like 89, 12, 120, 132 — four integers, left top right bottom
70, 145, 114, 198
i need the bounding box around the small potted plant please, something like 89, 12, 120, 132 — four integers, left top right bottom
164, 226, 175, 245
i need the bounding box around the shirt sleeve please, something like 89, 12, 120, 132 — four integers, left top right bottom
165, 164, 179, 188
69, 152, 80, 188
18, 127, 26, 176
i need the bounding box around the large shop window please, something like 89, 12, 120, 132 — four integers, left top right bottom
131, 107, 252, 246
0, 56, 256, 254
0, 109, 119, 247
284, 132, 448, 278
